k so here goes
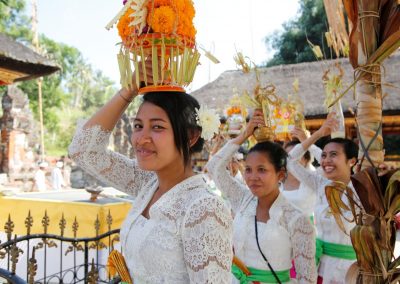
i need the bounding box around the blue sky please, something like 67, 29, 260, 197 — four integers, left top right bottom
33, 0, 299, 91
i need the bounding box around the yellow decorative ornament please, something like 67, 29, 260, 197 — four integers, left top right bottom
107, 250, 132, 283
235, 53, 306, 142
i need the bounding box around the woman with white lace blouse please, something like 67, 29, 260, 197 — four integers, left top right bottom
282, 137, 321, 218
206, 110, 317, 284
287, 113, 359, 283
68, 79, 233, 283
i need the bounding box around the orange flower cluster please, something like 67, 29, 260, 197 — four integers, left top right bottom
117, 0, 196, 43
147, 0, 196, 38
117, 7, 136, 43
148, 5, 176, 34
226, 106, 242, 116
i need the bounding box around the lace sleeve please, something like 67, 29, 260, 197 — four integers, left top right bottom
68, 124, 154, 197
287, 144, 326, 193
309, 144, 322, 164
205, 141, 250, 213
280, 205, 317, 283
182, 195, 233, 284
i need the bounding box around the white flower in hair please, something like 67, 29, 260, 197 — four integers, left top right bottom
196, 105, 220, 141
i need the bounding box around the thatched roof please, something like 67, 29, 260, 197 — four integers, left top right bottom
0, 33, 60, 85
191, 52, 400, 118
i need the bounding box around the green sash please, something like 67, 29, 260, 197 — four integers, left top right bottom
316, 238, 356, 265
232, 264, 291, 283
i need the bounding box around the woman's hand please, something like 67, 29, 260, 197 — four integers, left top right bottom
232, 109, 264, 145
290, 127, 309, 142
299, 112, 338, 151
316, 112, 339, 137
121, 59, 155, 101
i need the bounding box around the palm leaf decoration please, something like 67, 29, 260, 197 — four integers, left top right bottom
325, 168, 400, 283
324, 0, 400, 169
323, 1, 400, 281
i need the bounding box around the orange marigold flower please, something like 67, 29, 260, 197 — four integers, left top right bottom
147, 0, 170, 16
177, 14, 196, 38
148, 6, 176, 34
175, 0, 185, 11
183, 0, 195, 19
153, 0, 171, 7
117, 7, 135, 42
227, 106, 242, 116
146, 0, 172, 23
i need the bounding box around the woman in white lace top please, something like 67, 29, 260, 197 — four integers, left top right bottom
287, 113, 360, 283
206, 110, 317, 284
68, 82, 233, 283
282, 137, 321, 218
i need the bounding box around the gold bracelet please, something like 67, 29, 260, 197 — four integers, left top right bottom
119, 92, 133, 103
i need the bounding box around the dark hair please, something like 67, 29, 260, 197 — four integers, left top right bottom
248, 141, 288, 172
323, 137, 358, 160
284, 140, 311, 163
141, 91, 204, 167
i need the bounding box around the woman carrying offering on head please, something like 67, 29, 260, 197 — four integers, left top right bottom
287, 112, 360, 283
68, 69, 233, 283
206, 109, 317, 284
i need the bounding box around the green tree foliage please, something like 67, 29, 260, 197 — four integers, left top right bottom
264, 0, 332, 67
0, 0, 117, 155
0, 0, 31, 42
18, 36, 83, 133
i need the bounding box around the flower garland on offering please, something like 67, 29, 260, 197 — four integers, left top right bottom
106, 0, 200, 93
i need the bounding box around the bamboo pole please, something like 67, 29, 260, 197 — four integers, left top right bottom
31, 0, 45, 161
353, 1, 384, 170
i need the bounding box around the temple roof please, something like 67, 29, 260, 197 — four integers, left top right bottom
0, 33, 60, 85
191, 52, 400, 117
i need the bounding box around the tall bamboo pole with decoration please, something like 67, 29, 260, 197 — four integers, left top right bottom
324, 0, 400, 169
322, 1, 400, 282
31, 0, 45, 161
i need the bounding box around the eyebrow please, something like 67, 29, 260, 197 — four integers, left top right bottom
134, 118, 168, 123
322, 150, 338, 155
245, 165, 267, 168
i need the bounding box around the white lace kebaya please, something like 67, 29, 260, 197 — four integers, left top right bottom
68, 124, 233, 284
287, 143, 359, 283
280, 144, 322, 217
206, 141, 317, 284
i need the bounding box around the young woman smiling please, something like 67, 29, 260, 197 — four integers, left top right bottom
68, 77, 233, 283
287, 112, 359, 283
206, 109, 317, 284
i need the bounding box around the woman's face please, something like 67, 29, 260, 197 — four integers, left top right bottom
244, 151, 285, 198
321, 142, 354, 181
131, 102, 181, 171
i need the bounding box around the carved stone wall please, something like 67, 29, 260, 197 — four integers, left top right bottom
0, 85, 36, 180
